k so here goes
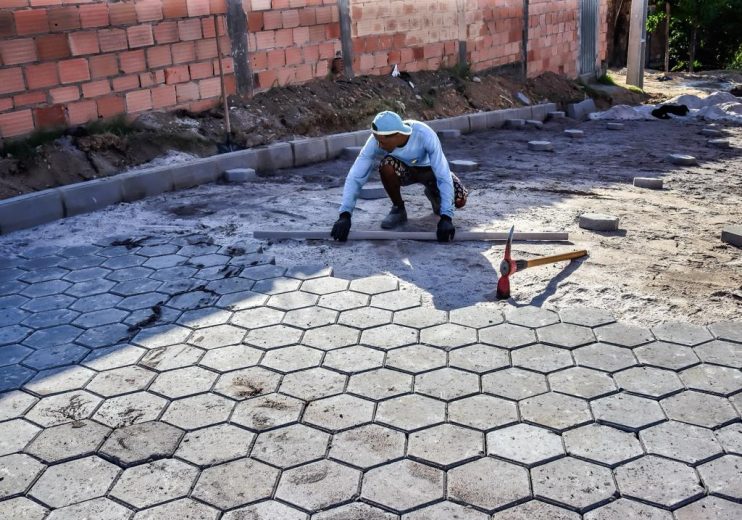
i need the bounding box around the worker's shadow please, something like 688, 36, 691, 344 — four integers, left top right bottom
505, 256, 587, 308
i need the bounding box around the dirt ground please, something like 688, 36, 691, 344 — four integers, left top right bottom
2, 114, 739, 327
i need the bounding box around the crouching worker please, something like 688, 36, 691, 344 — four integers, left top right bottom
331, 111, 468, 243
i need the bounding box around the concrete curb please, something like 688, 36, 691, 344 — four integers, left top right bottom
0, 103, 556, 235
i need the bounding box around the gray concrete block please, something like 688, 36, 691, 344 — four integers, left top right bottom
667, 154, 698, 166
633, 177, 663, 189
707, 139, 730, 149
505, 119, 526, 129
484, 110, 508, 129
447, 115, 471, 133
579, 213, 619, 231
340, 146, 362, 160
60, 178, 123, 217
721, 225, 742, 247
326, 132, 359, 158
566, 98, 597, 120
224, 168, 257, 183
0, 189, 64, 234
607, 122, 625, 130
564, 129, 585, 138
119, 168, 174, 202
438, 129, 461, 140
526, 120, 543, 129
548, 111, 566, 120
291, 137, 328, 167
425, 119, 453, 132
700, 128, 723, 137
171, 159, 220, 190
449, 160, 479, 173
528, 141, 554, 152
350, 130, 372, 147
359, 183, 387, 200
531, 103, 557, 121
254, 142, 294, 171
468, 112, 488, 132
213, 149, 260, 172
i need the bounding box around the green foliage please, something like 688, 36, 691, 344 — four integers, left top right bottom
729, 45, 742, 70
1, 128, 65, 159
597, 73, 618, 86
85, 115, 133, 137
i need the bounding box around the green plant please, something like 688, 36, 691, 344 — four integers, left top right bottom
1, 128, 65, 159
597, 73, 618, 86
626, 84, 645, 94
728, 45, 742, 70
85, 115, 133, 137
447, 62, 471, 80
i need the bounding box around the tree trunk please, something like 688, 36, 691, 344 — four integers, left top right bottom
664, 2, 671, 72
689, 25, 697, 72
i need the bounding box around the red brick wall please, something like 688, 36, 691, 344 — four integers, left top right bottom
527, 0, 579, 78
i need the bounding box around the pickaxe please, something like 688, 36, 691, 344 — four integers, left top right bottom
496, 225, 588, 300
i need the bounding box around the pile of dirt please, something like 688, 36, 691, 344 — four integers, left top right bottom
0, 68, 611, 200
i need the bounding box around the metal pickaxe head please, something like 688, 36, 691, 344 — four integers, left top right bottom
496, 225, 516, 300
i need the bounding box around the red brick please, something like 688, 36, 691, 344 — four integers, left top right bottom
1, 38, 38, 65
263, 10, 281, 30
50, 85, 80, 104
213, 56, 232, 74
318, 42, 334, 59
48, 6, 80, 32
308, 24, 324, 42
154, 21, 178, 43
14, 8, 49, 35
35, 105, 66, 128
285, 47, 301, 66
79, 3, 108, 28
67, 99, 99, 125
139, 71, 156, 87
146, 45, 172, 68
135, 0, 163, 22
119, 49, 146, 74
0, 98, 13, 112
325, 22, 340, 40
266, 49, 285, 68
198, 76, 220, 98
281, 9, 299, 28
195, 38, 216, 60
89, 54, 118, 79
171, 41, 195, 63
0, 11, 15, 39
177, 17, 201, 40
294, 63, 312, 82
186, 0, 209, 17
256, 69, 276, 89
98, 28, 128, 52
250, 0, 271, 10
109, 2, 137, 25
315, 5, 332, 23
250, 51, 266, 70
126, 89, 152, 112
154, 69, 166, 83
96, 95, 126, 118
24, 62, 58, 90
112, 75, 140, 92
188, 61, 212, 79
201, 15, 221, 38
162, 0, 187, 18
127, 24, 154, 48
302, 44, 318, 63
69, 31, 99, 56
0, 67, 25, 95
0, 109, 34, 137
164, 64, 189, 84
0, 0, 29, 8
298, 7, 315, 25
176, 81, 198, 102
293, 26, 309, 45
289, 0, 308, 7
247, 12, 263, 32
188, 98, 218, 112
315, 58, 328, 78
81, 79, 111, 98
151, 84, 176, 108
209, 0, 226, 15
275, 28, 292, 47
58, 58, 90, 84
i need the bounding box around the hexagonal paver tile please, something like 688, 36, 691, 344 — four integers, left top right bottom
574, 343, 638, 372
110, 458, 198, 509
139, 344, 204, 372
487, 423, 564, 466
408, 424, 483, 467
132, 498, 218, 520
448, 395, 518, 431
348, 368, 412, 401
479, 323, 536, 349
559, 306, 615, 328
281, 367, 347, 401
674, 496, 740, 520
482, 368, 547, 400
252, 424, 329, 468
375, 394, 445, 431
348, 275, 398, 295
261, 345, 323, 373
385, 344, 446, 373
694, 340, 741, 369
405, 501, 488, 519
583, 498, 673, 520
640, 421, 722, 465
448, 304, 504, 330
230, 307, 285, 329
23, 365, 95, 396
86, 366, 157, 397
0, 453, 45, 498
25, 419, 109, 463
419, 323, 477, 350
267, 291, 318, 310
0, 419, 39, 456
520, 392, 593, 431
505, 307, 559, 328
231, 393, 303, 430
635, 341, 700, 371
492, 501, 580, 519
0, 497, 48, 520
46, 497, 132, 519
222, 501, 307, 520
449, 344, 509, 373
251, 277, 303, 295
661, 391, 737, 428
161, 393, 234, 430
323, 345, 385, 373
217, 290, 268, 311
149, 366, 218, 398
716, 423, 742, 455
613, 366, 684, 398
23, 325, 81, 348
29, 456, 120, 509
99, 421, 183, 467
93, 392, 168, 428
362, 460, 444, 513
563, 424, 643, 467
329, 424, 405, 469
361, 324, 418, 350
318, 291, 370, 312
22, 344, 89, 371
615, 455, 704, 508
0, 364, 35, 392
314, 503, 394, 520
652, 322, 714, 346
199, 344, 262, 372
415, 368, 479, 401
304, 394, 374, 431
698, 455, 741, 501
276, 459, 361, 511
708, 321, 742, 343
532, 457, 616, 512
370, 289, 421, 311
132, 324, 192, 349
239, 264, 285, 280
537, 323, 596, 348
300, 276, 348, 294
176, 307, 231, 329
595, 322, 654, 347
0, 390, 38, 421
24, 390, 102, 427
394, 307, 447, 329
214, 367, 281, 400
680, 364, 742, 396
512, 344, 574, 373
192, 458, 279, 510
591, 393, 665, 431
283, 307, 338, 329
548, 367, 617, 399
302, 324, 359, 351
244, 324, 303, 349
448, 457, 530, 512
175, 424, 254, 467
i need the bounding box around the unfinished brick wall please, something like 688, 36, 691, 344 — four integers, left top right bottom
526, 0, 579, 78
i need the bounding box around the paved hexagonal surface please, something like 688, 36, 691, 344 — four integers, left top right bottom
2, 239, 740, 517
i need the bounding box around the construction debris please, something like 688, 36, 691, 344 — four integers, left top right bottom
579, 213, 620, 231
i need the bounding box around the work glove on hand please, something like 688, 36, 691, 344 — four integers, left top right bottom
331, 212, 352, 242
437, 215, 455, 243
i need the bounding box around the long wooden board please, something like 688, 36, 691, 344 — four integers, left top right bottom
253, 230, 569, 241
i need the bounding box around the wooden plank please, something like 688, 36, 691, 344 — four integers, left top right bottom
253, 230, 569, 241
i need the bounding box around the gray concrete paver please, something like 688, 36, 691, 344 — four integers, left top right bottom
362, 324, 418, 350
261, 345, 323, 372
697, 455, 742, 501
448, 394, 518, 430
222, 501, 308, 520
251, 424, 329, 468
487, 423, 564, 466
532, 457, 616, 511
302, 324, 360, 350
661, 390, 738, 428
25, 419, 109, 463
276, 459, 361, 511
708, 321, 742, 343
22, 343, 89, 371
385, 344, 446, 373
481, 367, 547, 400
348, 275, 398, 295
583, 498, 673, 519
304, 394, 375, 431
29, 456, 120, 508
133, 498, 217, 520
591, 393, 666, 431
416, 367, 479, 401
86, 366, 156, 397
370, 289, 421, 312
479, 323, 536, 349
214, 366, 281, 400
520, 392, 593, 431
512, 344, 574, 373
0, 418, 39, 456
548, 366, 617, 398
348, 368, 412, 401
574, 342, 638, 372
160, 393, 234, 430
329, 424, 405, 468
408, 424, 483, 467
613, 366, 684, 398
651, 322, 714, 346
149, 366, 217, 398
23, 365, 95, 395
299, 276, 348, 294
283, 307, 338, 329
0, 364, 35, 392
615, 455, 704, 508
448, 303, 504, 329
93, 392, 168, 428
403, 501, 486, 519
362, 459, 444, 513
322, 345, 384, 373
448, 457, 530, 512
244, 324, 303, 349
99, 421, 183, 466
504, 307, 559, 328
448, 344, 509, 373
45, 498, 132, 520
375, 394, 445, 431
595, 322, 654, 347
314, 502, 396, 520
187, 324, 245, 349
674, 496, 741, 520
281, 367, 347, 401
110, 458, 199, 509
537, 323, 596, 348
694, 340, 742, 368
393, 307, 447, 329
491, 501, 579, 519
267, 290, 318, 310
0, 453, 45, 498
716, 423, 742, 455
419, 323, 477, 349
192, 458, 278, 509
175, 424, 254, 466
640, 420, 723, 464
635, 341, 701, 370
563, 423, 643, 466
0, 390, 37, 421
0, 497, 49, 520
318, 291, 370, 311
231, 393, 303, 430
24, 390, 102, 427
679, 364, 742, 396
199, 344, 262, 372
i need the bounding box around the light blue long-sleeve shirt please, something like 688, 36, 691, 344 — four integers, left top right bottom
338, 121, 455, 218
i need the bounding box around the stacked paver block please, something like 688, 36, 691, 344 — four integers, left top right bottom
0, 234, 740, 518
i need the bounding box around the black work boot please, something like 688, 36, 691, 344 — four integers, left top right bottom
381, 205, 408, 229
424, 186, 441, 216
